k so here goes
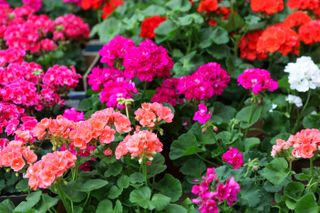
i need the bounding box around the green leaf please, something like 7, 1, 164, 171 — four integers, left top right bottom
260, 158, 289, 185
155, 20, 176, 43
129, 172, 144, 185
154, 174, 182, 202
142, 5, 166, 16
224, 12, 245, 32
78, 98, 92, 111
108, 185, 123, 199
149, 194, 171, 211
236, 105, 262, 128
165, 204, 188, 213
177, 14, 203, 26
104, 162, 123, 177
15, 179, 28, 192
61, 181, 86, 202
169, 133, 203, 160
211, 27, 229, 45
37, 194, 59, 213
117, 175, 130, 189
94, 18, 124, 43
147, 153, 166, 177
166, 0, 191, 12
96, 199, 113, 213
284, 182, 305, 201
303, 113, 320, 128
15, 191, 42, 212
180, 159, 206, 178
295, 193, 318, 213
244, 137, 260, 151
0, 199, 14, 213
113, 200, 123, 213
129, 186, 151, 209
79, 179, 108, 192
239, 179, 261, 208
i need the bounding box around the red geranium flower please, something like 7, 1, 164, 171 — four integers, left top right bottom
140, 16, 166, 39
250, 0, 284, 15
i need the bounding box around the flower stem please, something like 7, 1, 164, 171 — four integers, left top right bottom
293, 90, 311, 132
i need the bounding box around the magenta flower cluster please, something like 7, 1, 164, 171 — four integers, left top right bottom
90, 35, 173, 108
222, 147, 244, 169
151, 78, 181, 106
0, 62, 81, 135
192, 168, 241, 213
177, 63, 230, 100
123, 39, 174, 82
237, 68, 278, 94
22, 0, 42, 11
99, 35, 135, 68
0, 5, 89, 56
88, 67, 137, 109
193, 104, 212, 124
63, 108, 85, 122
43, 65, 81, 89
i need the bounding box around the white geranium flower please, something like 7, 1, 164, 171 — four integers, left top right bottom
286, 95, 303, 108
269, 104, 277, 112
284, 56, 320, 92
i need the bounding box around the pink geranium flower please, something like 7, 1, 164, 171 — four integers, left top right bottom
193, 104, 212, 124
222, 147, 244, 169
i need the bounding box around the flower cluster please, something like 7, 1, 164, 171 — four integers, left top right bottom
134, 102, 174, 128
239, 31, 268, 61
63, 108, 85, 122
99, 35, 135, 67
53, 14, 90, 40
25, 150, 76, 190
237, 68, 278, 94
123, 39, 173, 82
287, 0, 319, 11
22, 0, 42, 11
42, 65, 81, 89
0, 140, 37, 172
0, 62, 81, 118
151, 78, 180, 106
286, 95, 303, 108
115, 130, 163, 162
197, 0, 218, 13
177, 62, 230, 100
222, 147, 244, 169
271, 129, 320, 158
192, 168, 240, 213
250, 0, 284, 15
0, 5, 89, 55
33, 108, 132, 150
299, 20, 320, 45
193, 104, 212, 124
257, 25, 300, 56
91, 36, 174, 108
140, 16, 166, 39
284, 56, 320, 92
282, 11, 311, 29
67, 0, 123, 19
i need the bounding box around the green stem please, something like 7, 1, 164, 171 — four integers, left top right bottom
310, 158, 314, 177
293, 90, 311, 132
244, 104, 256, 138
83, 192, 91, 208
195, 153, 218, 166
56, 183, 73, 213
142, 161, 148, 186
125, 103, 130, 119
